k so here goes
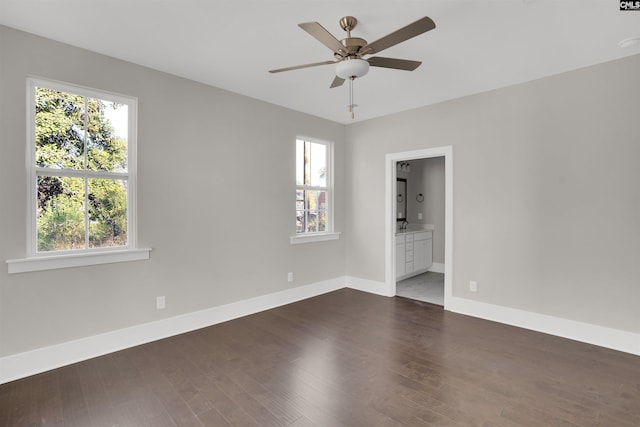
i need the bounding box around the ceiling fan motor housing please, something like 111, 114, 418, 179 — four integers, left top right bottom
336, 37, 368, 57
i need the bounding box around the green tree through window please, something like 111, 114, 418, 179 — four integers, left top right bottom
33, 83, 132, 252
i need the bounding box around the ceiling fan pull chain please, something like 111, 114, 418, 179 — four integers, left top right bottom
349, 77, 355, 119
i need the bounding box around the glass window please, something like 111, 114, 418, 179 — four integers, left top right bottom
295, 139, 331, 234
28, 78, 137, 255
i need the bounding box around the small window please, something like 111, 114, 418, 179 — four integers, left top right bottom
27, 78, 137, 255
295, 138, 332, 236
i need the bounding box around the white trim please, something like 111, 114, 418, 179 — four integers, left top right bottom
27, 77, 136, 104
428, 262, 445, 274
26, 81, 37, 255
447, 296, 640, 356
345, 276, 391, 296
6, 248, 151, 274
0, 276, 346, 384
385, 146, 453, 308
35, 168, 128, 179
290, 231, 341, 245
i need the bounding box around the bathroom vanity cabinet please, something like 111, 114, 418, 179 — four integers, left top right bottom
395, 230, 433, 280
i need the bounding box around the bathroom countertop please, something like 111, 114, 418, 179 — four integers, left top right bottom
395, 224, 434, 236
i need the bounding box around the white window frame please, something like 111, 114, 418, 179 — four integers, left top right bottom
6, 78, 150, 273
290, 137, 340, 245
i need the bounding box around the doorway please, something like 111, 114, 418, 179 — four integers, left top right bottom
384, 146, 453, 308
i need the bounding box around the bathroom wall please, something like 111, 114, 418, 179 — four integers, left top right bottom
407, 157, 445, 264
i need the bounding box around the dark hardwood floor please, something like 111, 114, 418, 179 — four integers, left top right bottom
1, 288, 639, 426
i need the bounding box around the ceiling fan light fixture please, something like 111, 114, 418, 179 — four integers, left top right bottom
335, 58, 370, 79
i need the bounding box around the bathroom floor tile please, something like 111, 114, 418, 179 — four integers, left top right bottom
396, 271, 444, 305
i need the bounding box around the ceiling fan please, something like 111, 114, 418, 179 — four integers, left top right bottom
269, 15, 436, 118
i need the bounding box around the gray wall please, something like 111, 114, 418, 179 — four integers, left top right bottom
346, 54, 640, 334
407, 157, 445, 264
0, 26, 346, 357
2, 24, 639, 361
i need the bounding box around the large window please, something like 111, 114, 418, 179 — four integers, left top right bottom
27, 78, 138, 257
294, 138, 339, 244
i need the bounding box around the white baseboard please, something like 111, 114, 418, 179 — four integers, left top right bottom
3, 277, 637, 384
345, 277, 640, 356
447, 296, 640, 356
0, 277, 346, 384
345, 276, 391, 296
428, 262, 445, 274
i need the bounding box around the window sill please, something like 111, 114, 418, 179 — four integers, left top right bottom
6, 248, 151, 274
290, 232, 341, 245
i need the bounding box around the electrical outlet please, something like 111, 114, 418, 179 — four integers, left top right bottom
469, 281, 477, 292
287, 272, 293, 283
156, 296, 166, 310
418, 213, 423, 220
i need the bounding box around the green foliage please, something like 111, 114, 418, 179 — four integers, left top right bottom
35, 87, 129, 252
88, 179, 127, 248
37, 177, 85, 251
36, 89, 84, 169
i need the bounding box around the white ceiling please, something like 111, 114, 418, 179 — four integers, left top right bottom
1, 0, 639, 124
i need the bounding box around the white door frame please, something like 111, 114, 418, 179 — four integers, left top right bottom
385, 146, 453, 308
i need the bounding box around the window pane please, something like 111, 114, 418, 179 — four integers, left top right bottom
309, 142, 326, 187
296, 189, 304, 210
317, 190, 327, 210
37, 176, 85, 251
318, 211, 326, 232
306, 211, 318, 233
88, 178, 128, 248
305, 190, 318, 210
296, 210, 305, 233
296, 139, 304, 185
294, 139, 330, 235
87, 99, 128, 172
35, 88, 85, 170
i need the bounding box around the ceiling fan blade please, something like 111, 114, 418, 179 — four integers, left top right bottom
330, 76, 345, 88
299, 22, 346, 54
362, 16, 435, 55
367, 57, 422, 71
269, 60, 337, 73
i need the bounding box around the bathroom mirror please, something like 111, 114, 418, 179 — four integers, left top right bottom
396, 178, 407, 222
